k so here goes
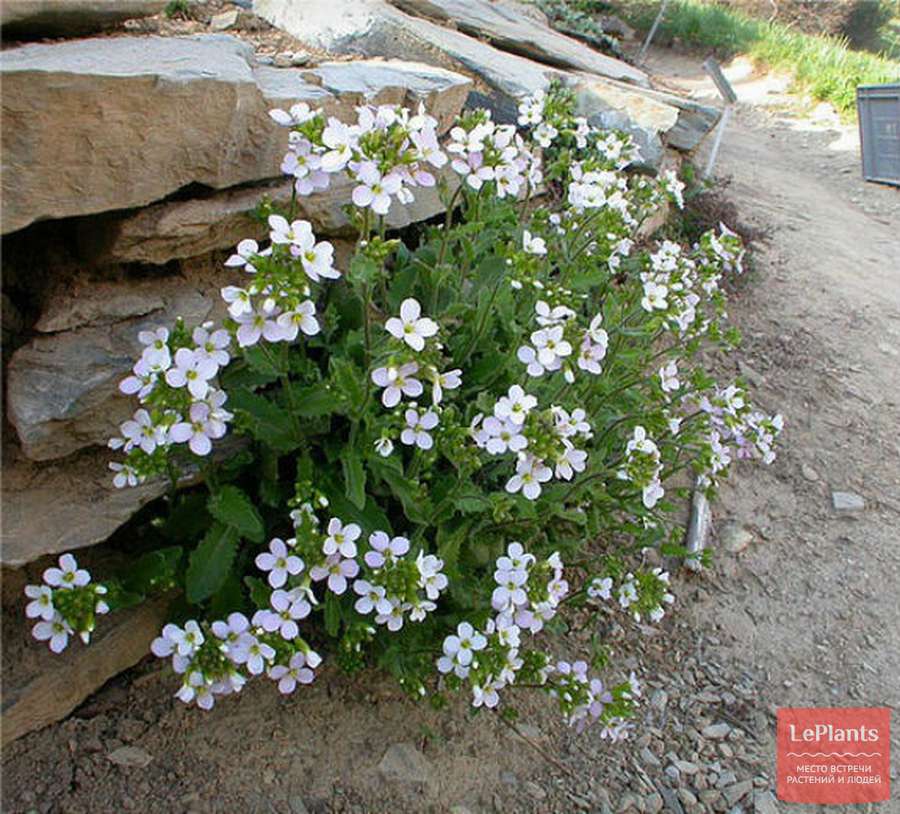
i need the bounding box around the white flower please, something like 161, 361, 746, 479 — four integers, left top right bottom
410, 126, 448, 169
353, 580, 391, 616
587, 577, 613, 601
352, 163, 402, 215
43, 553, 90, 590
282, 219, 340, 283
535, 301, 574, 327
320, 117, 357, 172
365, 532, 410, 569
310, 554, 359, 595
137, 327, 171, 370
32, 614, 72, 653
492, 568, 527, 612
169, 401, 227, 456
324, 518, 361, 558
192, 324, 231, 370
401, 408, 439, 450
385, 298, 438, 352
371, 362, 423, 407
482, 416, 527, 455
231, 634, 275, 675
533, 122, 558, 148
374, 597, 406, 631
641, 280, 668, 312
276, 301, 320, 340
151, 621, 204, 659
269, 102, 316, 127
109, 461, 140, 489
494, 385, 536, 425
659, 361, 680, 394
224, 238, 261, 273
255, 538, 305, 589
234, 302, 286, 348
442, 622, 487, 667
269, 651, 318, 694
554, 442, 588, 480
24, 585, 55, 621
374, 436, 395, 457
430, 367, 462, 405
517, 91, 544, 126
261, 589, 312, 640
532, 326, 572, 368
283, 138, 330, 196
522, 230, 546, 256
517, 345, 546, 376
416, 552, 448, 600
120, 408, 167, 455
505, 454, 552, 500
165, 348, 217, 399
221, 286, 253, 318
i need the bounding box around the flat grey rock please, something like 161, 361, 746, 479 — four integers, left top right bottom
388, 0, 648, 86
1, 445, 168, 566
832, 490, 865, 512
1, 0, 166, 38
377, 742, 432, 787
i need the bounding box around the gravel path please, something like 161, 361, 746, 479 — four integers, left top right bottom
3, 48, 898, 814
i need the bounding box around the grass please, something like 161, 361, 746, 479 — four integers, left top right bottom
619, 0, 900, 117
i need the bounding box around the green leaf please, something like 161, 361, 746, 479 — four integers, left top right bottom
342, 449, 367, 510
161, 493, 210, 543
209, 572, 246, 618
228, 388, 299, 452
123, 546, 183, 595
208, 486, 265, 543
370, 461, 431, 524
292, 382, 335, 418
186, 522, 240, 604
244, 345, 283, 377
318, 470, 391, 533
244, 575, 271, 608
324, 592, 341, 637
452, 486, 491, 515
437, 520, 471, 579
330, 357, 366, 409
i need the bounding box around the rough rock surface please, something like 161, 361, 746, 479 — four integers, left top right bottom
6, 266, 223, 462
387, 0, 648, 85
86, 168, 458, 265
0, 595, 170, 743
0, 36, 471, 234
0, 0, 166, 37
0, 444, 168, 567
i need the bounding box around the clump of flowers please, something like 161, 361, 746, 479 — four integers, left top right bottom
25, 554, 108, 652
27, 84, 783, 733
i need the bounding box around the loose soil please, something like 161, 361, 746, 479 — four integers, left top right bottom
2, 48, 898, 814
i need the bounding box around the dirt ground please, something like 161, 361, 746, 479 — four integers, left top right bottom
2, 49, 899, 814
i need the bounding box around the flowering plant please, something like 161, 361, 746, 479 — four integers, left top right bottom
26, 84, 781, 734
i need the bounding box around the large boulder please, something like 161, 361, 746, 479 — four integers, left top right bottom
0, 0, 166, 38
0, 35, 472, 234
